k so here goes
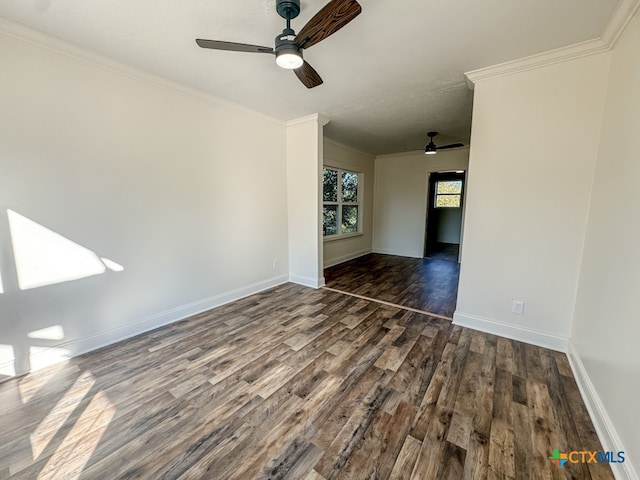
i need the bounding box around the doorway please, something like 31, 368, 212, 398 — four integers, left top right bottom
424, 171, 466, 262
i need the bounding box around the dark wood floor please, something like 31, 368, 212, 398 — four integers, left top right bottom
0, 284, 610, 479
425, 243, 460, 263
324, 254, 460, 319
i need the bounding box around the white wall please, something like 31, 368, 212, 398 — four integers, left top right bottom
286, 115, 326, 287
437, 208, 463, 244
0, 25, 289, 376
373, 149, 469, 258
455, 53, 611, 350
323, 138, 375, 267
571, 9, 640, 476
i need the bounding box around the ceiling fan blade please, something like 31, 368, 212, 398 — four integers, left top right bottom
195, 39, 274, 54
295, 0, 362, 50
294, 61, 324, 89
438, 143, 465, 150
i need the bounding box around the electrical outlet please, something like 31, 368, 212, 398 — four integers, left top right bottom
272, 258, 279, 269
512, 300, 525, 315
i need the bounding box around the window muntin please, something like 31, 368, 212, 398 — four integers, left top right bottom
323, 168, 361, 237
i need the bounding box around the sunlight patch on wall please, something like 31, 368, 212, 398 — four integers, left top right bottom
27, 326, 65, 341
8, 210, 105, 290
30, 371, 95, 460
100, 257, 124, 272
29, 346, 71, 372
0, 344, 16, 377
7, 210, 123, 290
0, 268, 4, 294
38, 390, 115, 480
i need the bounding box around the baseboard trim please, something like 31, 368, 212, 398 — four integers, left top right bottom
452, 311, 569, 352
289, 275, 325, 289
3, 274, 289, 377
323, 249, 371, 268
567, 343, 638, 480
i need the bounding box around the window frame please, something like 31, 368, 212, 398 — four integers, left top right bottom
322, 167, 363, 240
434, 179, 463, 209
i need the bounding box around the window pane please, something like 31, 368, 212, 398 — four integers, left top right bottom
342, 205, 359, 233
436, 180, 462, 195
342, 172, 358, 202
323, 168, 338, 202
436, 195, 461, 208
323, 205, 338, 236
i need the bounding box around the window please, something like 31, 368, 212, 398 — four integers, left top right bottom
323, 168, 361, 237
435, 180, 462, 208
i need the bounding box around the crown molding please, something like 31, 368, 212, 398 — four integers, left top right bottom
464, 38, 608, 89
318, 114, 331, 127
601, 0, 640, 46
0, 17, 286, 127
323, 137, 375, 159
465, 0, 640, 89
286, 113, 331, 127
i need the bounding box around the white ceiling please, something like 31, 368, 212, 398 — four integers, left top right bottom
0, 0, 619, 155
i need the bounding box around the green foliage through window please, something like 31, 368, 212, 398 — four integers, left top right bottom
323, 205, 338, 236
342, 172, 358, 202
437, 181, 462, 195
342, 206, 358, 233
323, 168, 361, 236
435, 180, 462, 208
323, 168, 338, 202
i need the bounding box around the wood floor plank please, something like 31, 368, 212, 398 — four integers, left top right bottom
303, 470, 327, 480
313, 383, 392, 479
410, 329, 473, 478
463, 335, 496, 480
559, 374, 615, 480
373, 401, 420, 479
440, 441, 467, 480
539, 349, 593, 480
390, 435, 422, 479
338, 407, 394, 479
447, 350, 482, 450
488, 419, 515, 480
496, 337, 514, 374
340, 400, 418, 480
511, 339, 528, 379
308, 366, 386, 452
0, 283, 613, 479
488, 368, 515, 480
527, 380, 562, 480
512, 401, 534, 480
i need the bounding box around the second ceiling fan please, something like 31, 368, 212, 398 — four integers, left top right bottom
196, 0, 362, 89
424, 132, 464, 155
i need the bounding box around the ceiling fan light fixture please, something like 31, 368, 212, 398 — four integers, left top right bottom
276, 49, 304, 69
425, 142, 437, 155
275, 29, 304, 69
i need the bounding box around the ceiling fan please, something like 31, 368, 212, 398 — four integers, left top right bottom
195, 0, 362, 89
424, 132, 464, 155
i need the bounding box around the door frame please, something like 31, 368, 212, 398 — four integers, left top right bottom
423, 171, 467, 260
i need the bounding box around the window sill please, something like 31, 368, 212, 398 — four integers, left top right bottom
323, 232, 363, 243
